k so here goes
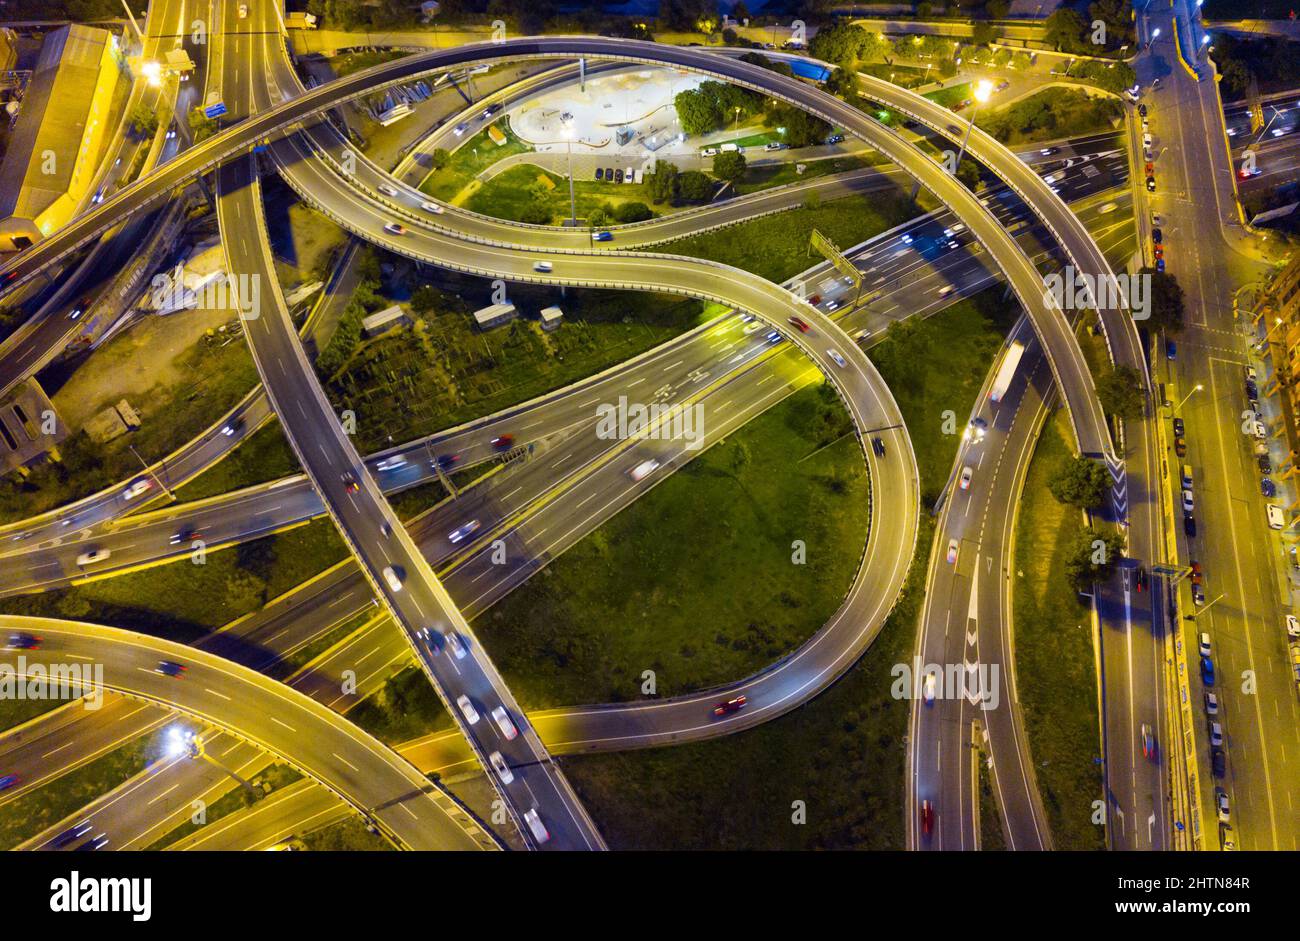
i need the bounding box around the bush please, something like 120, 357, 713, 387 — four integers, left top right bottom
712, 151, 747, 182
1048, 456, 1110, 509
677, 170, 714, 202
612, 202, 653, 223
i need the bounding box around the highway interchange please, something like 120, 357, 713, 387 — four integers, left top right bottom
0, 0, 1296, 860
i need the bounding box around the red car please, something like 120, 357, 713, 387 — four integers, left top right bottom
341, 472, 360, 494
490, 434, 514, 450
787, 316, 811, 333
713, 695, 747, 717
1190, 561, 1203, 586
808, 294, 822, 305
5, 632, 40, 650
920, 800, 934, 836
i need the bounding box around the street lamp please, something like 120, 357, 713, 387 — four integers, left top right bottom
561, 120, 577, 227
1174, 383, 1203, 412
954, 79, 993, 175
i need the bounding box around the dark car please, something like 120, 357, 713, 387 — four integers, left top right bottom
826, 134, 844, 145
170, 526, 198, 546
1152, 228, 1163, 244
436, 453, 460, 469
0, 774, 17, 790
614, 169, 624, 183
593, 231, 613, 242
220, 417, 243, 437
1138, 104, 1148, 117
341, 472, 359, 493
1211, 746, 1226, 777
1172, 416, 1183, 436
920, 800, 934, 836
156, 660, 187, 679
50, 822, 93, 848
1246, 380, 1258, 399
1184, 514, 1196, 538
713, 695, 747, 717
1262, 477, 1277, 498
5, 632, 39, 650
605, 167, 614, 181
1200, 655, 1215, 686
872, 437, 886, 457
594, 168, 604, 181
1146, 176, 1156, 192
1156, 258, 1165, 272
1166, 340, 1177, 360
1259, 454, 1273, 474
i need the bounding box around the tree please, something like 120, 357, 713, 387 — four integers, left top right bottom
646, 161, 680, 204
986, 0, 1011, 18
971, 22, 997, 47
675, 87, 723, 136
732, 0, 751, 21
129, 103, 159, 139
1141, 268, 1185, 335
428, 147, 450, 171
411, 284, 440, 313
955, 157, 981, 191
519, 202, 552, 225
587, 206, 609, 227
808, 23, 870, 67
677, 169, 714, 201
1044, 8, 1087, 54
1097, 364, 1145, 421
712, 150, 747, 182
613, 201, 653, 223
1049, 455, 1110, 508
1065, 526, 1125, 590
765, 101, 831, 148
188, 108, 217, 142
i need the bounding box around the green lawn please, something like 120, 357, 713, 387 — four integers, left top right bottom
417, 124, 532, 203
1012, 409, 1105, 851
732, 155, 874, 196
658, 193, 920, 285
466, 163, 665, 225
0, 691, 70, 735
473, 382, 870, 709
925, 82, 973, 110
345, 665, 445, 746
298, 814, 394, 851
0, 733, 154, 850
326, 283, 717, 453
330, 49, 409, 79
0, 519, 349, 644
171, 420, 300, 504
978, 87, 1123, 147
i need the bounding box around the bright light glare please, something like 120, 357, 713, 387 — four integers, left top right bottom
142, 60, 162, 86
974, 80, 993, 104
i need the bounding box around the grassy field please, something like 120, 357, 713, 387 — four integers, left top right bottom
0, 519, 349, 644
417, 123, 532, 204
326, 282, 716, 453
0, 690, 72, 734
171, 421, 300, 504
979, 746, 1010, 851
732, 155, 875, 196
657, 193, 919, 285
299, 814, 394, 851
548, 291, 1009, 849
346, 665, 445, 746
466, 164, 663, 224
1011, 409, 1105, 851
473, 382, 870, 709
0, 733, 154, 850
978, 87, 1123, 147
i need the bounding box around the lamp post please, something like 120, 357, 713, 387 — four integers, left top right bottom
1174, 383, 1203, 412
954, 79, 993, 174
562, 119, 577, 227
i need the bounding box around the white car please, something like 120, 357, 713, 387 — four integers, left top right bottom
420, 201, 445, 214
376, 455, 407, 471
238, 3, 247, 17
1268, 504, 1285, 530
1204, 690, 1219, 715
938, 285, 955, 298
454, 123, 469, 136
383, 222, 406, 235
448, 519, 480, 544
743, 321, 764, 335
1252, 420, 1266, 440
1182, 489, 1194, 514
946, 539, 959, 565
75, 547, 110, 566
1208, 721, 1224, 747
827, 348, 847, 369
489, 751, 514, 784
629, 459, 660, 482
523, 808, 550, 844
959, 466, 973, 490
1215, 787, 1230, 823
456, 695, 480, 725
377, 183, 398, 197
1198, 632, 1211, 657
490, 705, 518, 740
445, 630, 468, 659
700, 147, 719, 157
123, 479, 152, 500
1286, 615, 1299, 639
382, 566, 403, 592
922, 673, 936, 705
533, 261, 553, 273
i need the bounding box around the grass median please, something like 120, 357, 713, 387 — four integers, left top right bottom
1010, 409, 1105, 850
